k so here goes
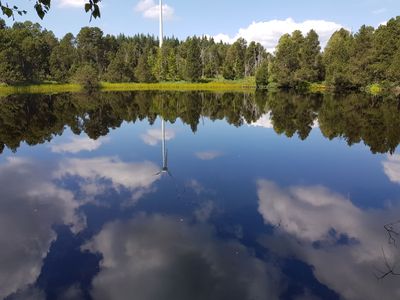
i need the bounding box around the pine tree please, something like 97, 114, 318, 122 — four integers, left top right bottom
323, 29, 354, 89
270, 31, 304, 88
135, 50, 155, 83
50, 33, 77, 82
296, 30, 322, 83
184, 37, 202, 82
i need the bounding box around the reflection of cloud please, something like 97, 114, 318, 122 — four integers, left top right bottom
140, 128, 175, 146
257, 179, 400, 300
383, 154, 400, 184
195, 151, 223, 161
186, 179, 205, 195
85, 214, 280, 300
194, 200, 215, 222
0, 157, 84, 299
50, 136, 109, 154
55, 157, 160, 204
248, 113, 273, 129
135, 0, 175, 20
248, 113, 319, 129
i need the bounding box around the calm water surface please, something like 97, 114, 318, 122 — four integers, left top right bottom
1, 91, 400, 300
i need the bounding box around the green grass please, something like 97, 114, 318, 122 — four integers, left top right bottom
101, 80, 255, 92
0, 83, 82, 96
0, 79, 256, 96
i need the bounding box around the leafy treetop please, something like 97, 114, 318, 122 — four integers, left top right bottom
0, 0, 101, 20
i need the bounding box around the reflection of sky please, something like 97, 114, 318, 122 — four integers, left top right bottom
1, 115, 400, 299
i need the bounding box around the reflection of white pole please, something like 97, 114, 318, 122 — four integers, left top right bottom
161, 118, 166, 169
160, 1, 166, 171
159, 0, 163, 48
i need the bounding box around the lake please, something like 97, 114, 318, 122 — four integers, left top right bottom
1, 91, 400, 300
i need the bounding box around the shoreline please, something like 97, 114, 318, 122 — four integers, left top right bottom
0, 81, 395, 97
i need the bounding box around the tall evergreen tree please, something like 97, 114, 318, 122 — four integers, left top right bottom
50, 33, 77, 82
270, 31, 304, 87
223, 38, 246, 80
349, 26, 375, 86
323, 28, 354, 89
296, 30, 323, 83
184, 37, 202, 82
134, 49, 155, 83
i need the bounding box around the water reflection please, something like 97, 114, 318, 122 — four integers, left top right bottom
84, 214, 280, 300
0, 157, 84, 299
257, 180, 400, 299
155, 118, 172, 177
0, 91, 400, 299
0, 91, 399, 154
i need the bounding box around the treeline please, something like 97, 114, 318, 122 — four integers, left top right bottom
0, 18, 267, 85
1, 16, 400, 90
0, 91, 399, 154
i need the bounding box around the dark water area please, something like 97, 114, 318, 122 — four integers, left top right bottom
1, 91, 400, 300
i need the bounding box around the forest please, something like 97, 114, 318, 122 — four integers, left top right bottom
0, 16, 400, 91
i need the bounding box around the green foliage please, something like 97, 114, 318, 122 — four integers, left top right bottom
270, 31, 304, 88
184, 37, 202, 82
50, 33, 77, 82
255, 60, 269, 89
73, 64, 99, 90
135, 51, 155, 83
105, 41, 137, 82
323, 29, 354, 90
349, 26, 375, 86
0, 91, 399, 155
223, 38, 246, 80
1, 15, 400, 92
0, 0, 101, 20
245, 41, 265, 77
296, 30, 323, 83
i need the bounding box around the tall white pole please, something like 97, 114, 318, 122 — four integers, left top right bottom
160, 0, 165, 171
159, 0, 163, 48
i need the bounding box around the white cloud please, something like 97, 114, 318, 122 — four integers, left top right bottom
195, 151, 224, 161
383, 154, 400, 184
84, 214, 281, 300
50, 136, 109, 154
140, 128, 175, 146
58, 0, 86, 8
0, 157, 84, 299
135, 0, 174, 20
257, 179, 400, 300
212, 18, 343, 52
373, 8, 387, 14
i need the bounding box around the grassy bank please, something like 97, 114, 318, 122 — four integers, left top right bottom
1, 79, 396, 96
0, 78, 256, 96
0, 83, 83, 96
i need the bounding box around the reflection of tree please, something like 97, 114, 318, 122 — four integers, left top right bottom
0, 91, 400, 154
319, 94, 400, 154
0, 91, 264, 153
267, 92, 322, 140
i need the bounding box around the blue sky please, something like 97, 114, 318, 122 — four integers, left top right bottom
4, 0, 400, 50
